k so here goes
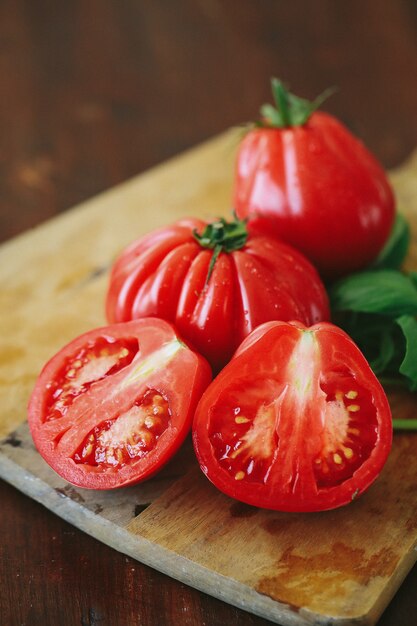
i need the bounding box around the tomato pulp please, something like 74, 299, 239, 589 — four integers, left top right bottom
28, 318, 211, 489
234, 81, 395, 279
193, 321, 392, 512
106, 216, 330, 372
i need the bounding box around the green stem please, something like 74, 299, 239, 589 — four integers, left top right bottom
393, 419, 417, 431
259, 78, 335, 128
193, 213, 248, 286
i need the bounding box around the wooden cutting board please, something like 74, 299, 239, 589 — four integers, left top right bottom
1, 130, 416, 626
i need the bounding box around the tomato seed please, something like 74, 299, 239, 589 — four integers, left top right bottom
82, 443, 93, 458
235, 471, 245, 480
347, 404, 360, 412
333, 453, 343, 465
348, 427, 360, 436
345, 390, 358, 399
235, 416, 249, 424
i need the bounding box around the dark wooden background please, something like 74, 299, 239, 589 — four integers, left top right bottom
1, 1, 417, 624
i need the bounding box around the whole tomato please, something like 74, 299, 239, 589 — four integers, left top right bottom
234, 79, 396, 279
106, 215, 330, 372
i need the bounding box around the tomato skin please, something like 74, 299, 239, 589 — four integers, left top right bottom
193, 321, 392, 512
106, 218, 330, 372
234, 112, 395, 279
28, 318, 211, 489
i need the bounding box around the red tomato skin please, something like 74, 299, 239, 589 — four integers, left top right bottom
28, 318, 211, 490
193, 321, 392, 512
106, 219, 330, 372
234, 112, 396, 279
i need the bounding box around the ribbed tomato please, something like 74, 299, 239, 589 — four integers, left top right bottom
193, 321, 392, 512
106, 215, 330, 371
28, 318, 211, 489
234, 80, 395, 279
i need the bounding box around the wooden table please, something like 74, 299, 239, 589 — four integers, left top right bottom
1, 2, 417, 624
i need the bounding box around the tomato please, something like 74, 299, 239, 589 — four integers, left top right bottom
193, 321, 392, 512
28, 318, 211, 489
233, 80, 395, 279
106, 215, 330, 372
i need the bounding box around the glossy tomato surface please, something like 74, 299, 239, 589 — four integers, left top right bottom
106, 218, 330, 372
193, 321, 392, 512
28, 319, 211, 489
234, 112, 395, 279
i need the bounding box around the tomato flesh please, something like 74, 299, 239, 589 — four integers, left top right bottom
45, 337, 138, 422
29, 319, 211, 489
193, 321, 392, 512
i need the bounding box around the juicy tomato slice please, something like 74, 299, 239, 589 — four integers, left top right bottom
193, 321, 392, 512
28, 318, 211, 489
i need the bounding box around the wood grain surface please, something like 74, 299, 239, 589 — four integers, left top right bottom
1, 2, 417, 625
1, 130, 416, 626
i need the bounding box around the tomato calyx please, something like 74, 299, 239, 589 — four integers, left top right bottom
259, 78, 336, 128
193, 213, 248, 284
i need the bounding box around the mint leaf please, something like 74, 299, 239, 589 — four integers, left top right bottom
396, 315, 417, 391
369, 328, 396, 374
372, 213, 410, 270
330, 270, 417, 317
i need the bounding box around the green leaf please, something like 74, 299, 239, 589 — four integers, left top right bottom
271, 79, 291, 126
396, 315, 417, 391
259, 78, 336, 128
260, 103, 283, 127
368, 328, 396, 374
409, 271, 417, 290
372, 213, 410, 270
329, 270, 417, 317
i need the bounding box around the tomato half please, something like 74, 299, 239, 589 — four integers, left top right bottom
28, 318, 211, 489
234, 82, 395, 279
106, 216, 330, 372
193, 321, 392, 512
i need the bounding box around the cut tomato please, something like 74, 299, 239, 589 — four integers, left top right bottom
28, 318, 211, 489
193, 321, 392, 512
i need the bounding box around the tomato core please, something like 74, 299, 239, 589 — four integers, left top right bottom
315, 369, 377, 487
208, 334, 378, 492
73, 389, 171, 468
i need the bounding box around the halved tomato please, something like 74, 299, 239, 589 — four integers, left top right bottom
193, 321, 392, 512
28, 318, 211, 489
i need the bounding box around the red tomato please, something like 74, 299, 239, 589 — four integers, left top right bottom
28, 318, 211, 489
234, 83, 395, 279
193, 321, 392, 512
106, 216, 330, 372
